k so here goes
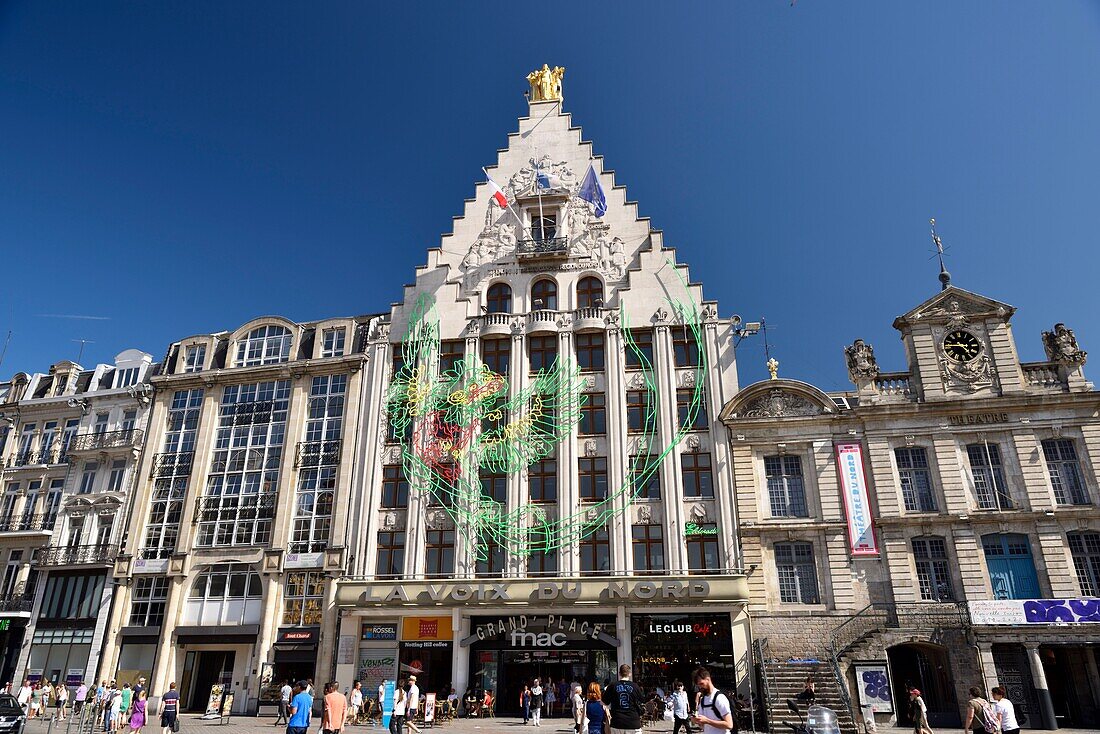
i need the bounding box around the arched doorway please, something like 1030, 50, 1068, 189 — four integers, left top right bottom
887, 643, 960, 728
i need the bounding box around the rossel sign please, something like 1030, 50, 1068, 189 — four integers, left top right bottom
336, 575, 748, 608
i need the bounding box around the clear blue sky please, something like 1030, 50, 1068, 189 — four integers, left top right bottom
2, 2, 1098, 389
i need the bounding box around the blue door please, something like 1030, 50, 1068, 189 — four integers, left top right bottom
982, 534, 1041, 599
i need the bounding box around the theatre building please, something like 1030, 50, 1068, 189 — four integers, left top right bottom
334, 68, 750, 707
99, 314, 377, 713
721, 275, 1100, 731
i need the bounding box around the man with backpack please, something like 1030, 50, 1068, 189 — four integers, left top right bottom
601, 665, 645, 734
964, 687, 1000, 734
690, 668, 734, 734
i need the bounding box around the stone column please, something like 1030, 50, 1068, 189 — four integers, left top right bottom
1025, 644, 1058, 730
451, 611, 470, 704
616, 605, 630, 669
1084, 648, 1100, 711
976, 643, 999, 698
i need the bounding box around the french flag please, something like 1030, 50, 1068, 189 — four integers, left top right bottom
483, 168, 509, 208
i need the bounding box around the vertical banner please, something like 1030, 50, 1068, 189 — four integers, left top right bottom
382, 680, 396, 730
836, 442, 879, 555
424, 692, 436, 723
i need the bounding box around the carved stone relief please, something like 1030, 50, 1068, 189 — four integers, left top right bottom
584, 439, 598, 457
1043, 323, 1087, 366
689, 504, 709, 524
741, 389, 820, 418
844, 339, 880, 382
636, 505, 653, 524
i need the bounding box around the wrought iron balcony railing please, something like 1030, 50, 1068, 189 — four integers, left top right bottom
194, 492, 278, 520
516, 237, 568, 257
5, 450, 71, 468
0, 514, 55, 533
295, 440, 341, 468
34, 543, 119, 566
69, 429, 144, 453
222, 400, 278, 425
151, 451, 194, 478
0, 594, 34, 613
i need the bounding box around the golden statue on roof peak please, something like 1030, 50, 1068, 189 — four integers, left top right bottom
527, 64, 565, 102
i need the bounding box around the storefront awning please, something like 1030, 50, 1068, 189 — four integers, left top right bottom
176, 624, 260, 644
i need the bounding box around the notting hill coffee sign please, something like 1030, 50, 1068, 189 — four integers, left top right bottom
336, 575, 748, 608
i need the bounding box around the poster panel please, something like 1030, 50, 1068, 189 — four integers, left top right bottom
854, 663, 893, 713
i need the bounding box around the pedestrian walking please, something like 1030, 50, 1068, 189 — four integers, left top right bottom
521, 685, 531, 724
323, 681, 347, 734
159, 682, 180, 734
406, 676, 420, 721
389, 687, 406, 734
689, 667, 734, 734
276, 680, 292, 725
75, 680, 88, 714
531, 679, 545, 727
991, 687, 1018, 734
347, 681, 363, 725
56, 682, 69, 720
964, 687, 999, 734
601, 665, 645, 734
908, 688, 933, 734
670, 681, 693, 734
585, 684, 608, 734
130, 691, 147, 733
287, 681, 313, 734
572, 685, 584, 733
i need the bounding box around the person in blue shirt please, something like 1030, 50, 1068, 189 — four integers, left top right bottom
287, 681, 313, 734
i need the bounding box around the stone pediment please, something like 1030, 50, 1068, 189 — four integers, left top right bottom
894, 286, 1015, 330
720, 379, 836, 421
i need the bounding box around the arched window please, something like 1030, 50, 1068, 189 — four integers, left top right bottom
183, 563, 263, 625
531, 279, 558, 311
486, 283, 512, 314
236, 325, 292, 367
576, 277, 603, 309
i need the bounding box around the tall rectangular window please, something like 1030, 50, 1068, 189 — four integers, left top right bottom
376, 531, 405, 579
44, 479, 63, 527
775, 542, 819, 604
632, 524, 665, 574
912, 537, 955, 601
1068, 532, 1100, 596
967, 443, 1012, 510
439, 340, 464, 375
115, 367, 139, 388
580, 525, 610, 575
579, 393, 606, 435
475, 534, 505, 578
682, 453, 714, 498
482, 338, 511, 375
576, 333, 605, 372
624, 329, 654, 370
291, 467, 335, 553
673, 330, 700, 367
321, 327, 346, 357
184, 344, 206, 373
121, 410, 137, 434
528, 527, 557, 575
283, 571, 325, 625
528, 458, 557, 503
106, 459, 127, 492
142, 389, 202, 560
425, 529, 455, 577
626, 390, 651, 433
579, 457, 608, 501
60, 419, 79, 456
197, 380, 289, 547
629, 457, 661, 500
129, 577, 170, 627
766, 455, 807, 517
528, 335, 558, 373
896, 447, 937, 512
677, 388, 708, 430
480, 470, 508, 505
381, 465, 409, 508
79, 463, 99, 494
1042, 439, 1089, 506
94, 414, 109, 435
686, 525, 720, 574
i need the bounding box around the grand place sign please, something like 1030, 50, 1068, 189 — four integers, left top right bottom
335, 574, 748, 608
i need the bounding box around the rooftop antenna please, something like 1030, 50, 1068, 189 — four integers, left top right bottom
931, 218, 951, 291
72, 338, 94, 363
0, 329, 11, 372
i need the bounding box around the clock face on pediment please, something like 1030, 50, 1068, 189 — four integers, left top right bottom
942, 329, 982, 363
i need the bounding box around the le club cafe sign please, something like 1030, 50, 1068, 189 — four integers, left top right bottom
338, 576, 748, 607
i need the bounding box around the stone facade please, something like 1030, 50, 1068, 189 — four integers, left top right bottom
722, 285, 1100, 731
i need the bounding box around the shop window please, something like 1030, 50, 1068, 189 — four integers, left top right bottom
681, 453, 713, 498
896, 447, 937, 512
677, 388, 708, 430
630, 456, 661, 500
439, 340, 464, 375
580, 525, 611, 575
1042, 439, 1090, 506
576, 277, 603, 309
579, 457, 608, 501
486, 283, 512, 314
576, 333, 605, 372
531, 278, 558, 311
376, 531, 405, 579
39, 572, 108, 620
528, 458, 557, 503
129, 577, 170, 627
686, 526, 720, 575
480, 470, 508, 505
1068, 532, 1100, 596
632, 524, 665, 575
425, 529, 455, 577
528, 335, 558, 373
183, 564, 262, 626
775, 542, 819, 604
283, 571, 325, 625
481, 338, 511, 375
765, 455, 807, 517
381, 466, 409, 508
475, 534, 506, 578
625, 329, 654, 370
967, 443, 1013, 510
673, 329, 700, 368
912, 537, 955, 602
579, 393, 606, 435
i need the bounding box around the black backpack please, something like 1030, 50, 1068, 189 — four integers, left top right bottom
702, 691, 733, 725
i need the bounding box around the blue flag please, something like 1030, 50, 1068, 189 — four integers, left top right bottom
578, 164, 606, 217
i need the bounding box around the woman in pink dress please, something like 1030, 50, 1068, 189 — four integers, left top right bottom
129, 691, 147, 732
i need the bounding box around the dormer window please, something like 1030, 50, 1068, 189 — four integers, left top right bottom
53, 376, 67, 396
115, 367, 139, 388
236, 325, 292, 367
184, 345, 206, 373
321, 327, 346, 358
532, 214, 557, 242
